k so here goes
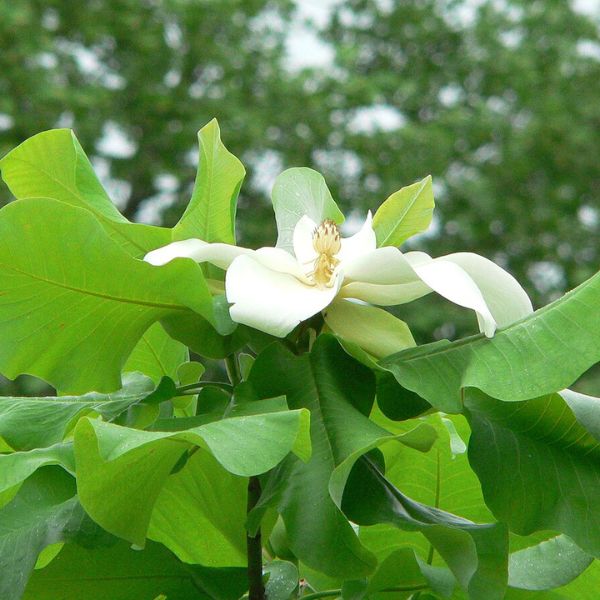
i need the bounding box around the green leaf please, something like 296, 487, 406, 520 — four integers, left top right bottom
264, 560, 299, 600
342, 457, 508, 600
148, 451, 248, 567
466, 389, 600, 558
248, 336, 435, 579
0, 198, 213, 393
124, 322, 188, 383
0, 373, 156, 450
508, 535, 593, 591
0, 128, 170, 257
0, 443, 74, 496
323, 300, 415, 359
0, 468, 86, 600
25, 539, 247, 600
272, 167, 344, 253
375, 371, 431, 421
372, 175, 434, 247
381, 270, 600, 412
173, 118, 245, 245
74, 407, 311, 546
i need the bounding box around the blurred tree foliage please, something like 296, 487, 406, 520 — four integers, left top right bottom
1, 0, 599, 389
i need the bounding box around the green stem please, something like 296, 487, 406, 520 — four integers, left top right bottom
225, 353, 241, 386
300, 584, 428, 600
247, 475, 265, 600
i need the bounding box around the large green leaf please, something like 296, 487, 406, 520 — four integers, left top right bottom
381, 270, 600, 412
508, 535, 593, 591
25, 539, 247, 600
272, 167, 344, 253
0, 443, 74, 497
0, 468, 86, 600
0, 198, 213, 393
0, 128, 170, 256
342, 456, 508, 600
148, 450, 248, 567
74, 407, 311, 546
124, 322, 188, 383
466, 389, 600, 558
173, 118, 245, 245
248, 335, 435, 579
0, 373, 156, 451
372, 175, 434, 247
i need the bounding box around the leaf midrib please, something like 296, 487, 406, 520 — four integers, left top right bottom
1, 263, 188, 312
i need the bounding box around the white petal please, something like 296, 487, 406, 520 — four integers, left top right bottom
339, 280, 430, 306
293, 215, 318, 270
144, 239, 252, 269
406, 256, 497, 337
337, 211, 376, 264
437, 252, 533, 327
343, 246, 418, 284
254, 247, 311, 283
226, 255, 341, 337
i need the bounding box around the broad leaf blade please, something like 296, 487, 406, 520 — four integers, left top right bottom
0, 129, 170, 256
381, 270, 600, 412
0, 373, 155, 450
74, 408, 311, 546
466, 389, 600, 558
173, 118, 245, 245
0, 198, 213, 393
272, 167, 344, 253
373, 175, 434, 247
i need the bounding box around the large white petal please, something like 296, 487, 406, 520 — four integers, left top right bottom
405, 253, 498, 337
435, 252, 533, 327
343, 246, 419, 284
226, 255, 341, 337
254, 247, 311, 283
339, 280, 430, 305
293, 215, 318, 270
144, 239, 252, 269
337, 211, 376, 264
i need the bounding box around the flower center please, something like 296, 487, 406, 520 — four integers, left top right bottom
310, 219, 341, 287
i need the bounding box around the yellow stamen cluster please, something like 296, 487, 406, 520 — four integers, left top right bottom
310, 219, 341, 287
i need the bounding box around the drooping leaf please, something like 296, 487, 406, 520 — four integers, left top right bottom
272, 167, 344, 253
25, 539, 247, 600
466, 389, 600, 558
0, 468, 86, 600
0, 198, 213, 393
0, 128, 170, 256
372, 175, 434, 247
248, 335, 436, 579
381, 270, 600, 411
0, 373, 156, 450
74, 407, 311, 546
0, 443, 74, 497
342, 456, 508, 600
124, 322, 188, 383
508, 535, 593, 591
148, 451, 248, 567
173, 118, 245, 246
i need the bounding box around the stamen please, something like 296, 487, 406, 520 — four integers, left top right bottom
310, 219, 341, 287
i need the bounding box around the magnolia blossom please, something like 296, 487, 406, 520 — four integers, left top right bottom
144, 213, 532, 340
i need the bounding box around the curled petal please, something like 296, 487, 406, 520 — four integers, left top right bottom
144, 239, 252, 269
226, 255, 341, 337
337, 211, 377, 264
428, 252, 533, 327
254, 247, 312, 283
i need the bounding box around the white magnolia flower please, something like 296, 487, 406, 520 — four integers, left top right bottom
144, 213, 532, 340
